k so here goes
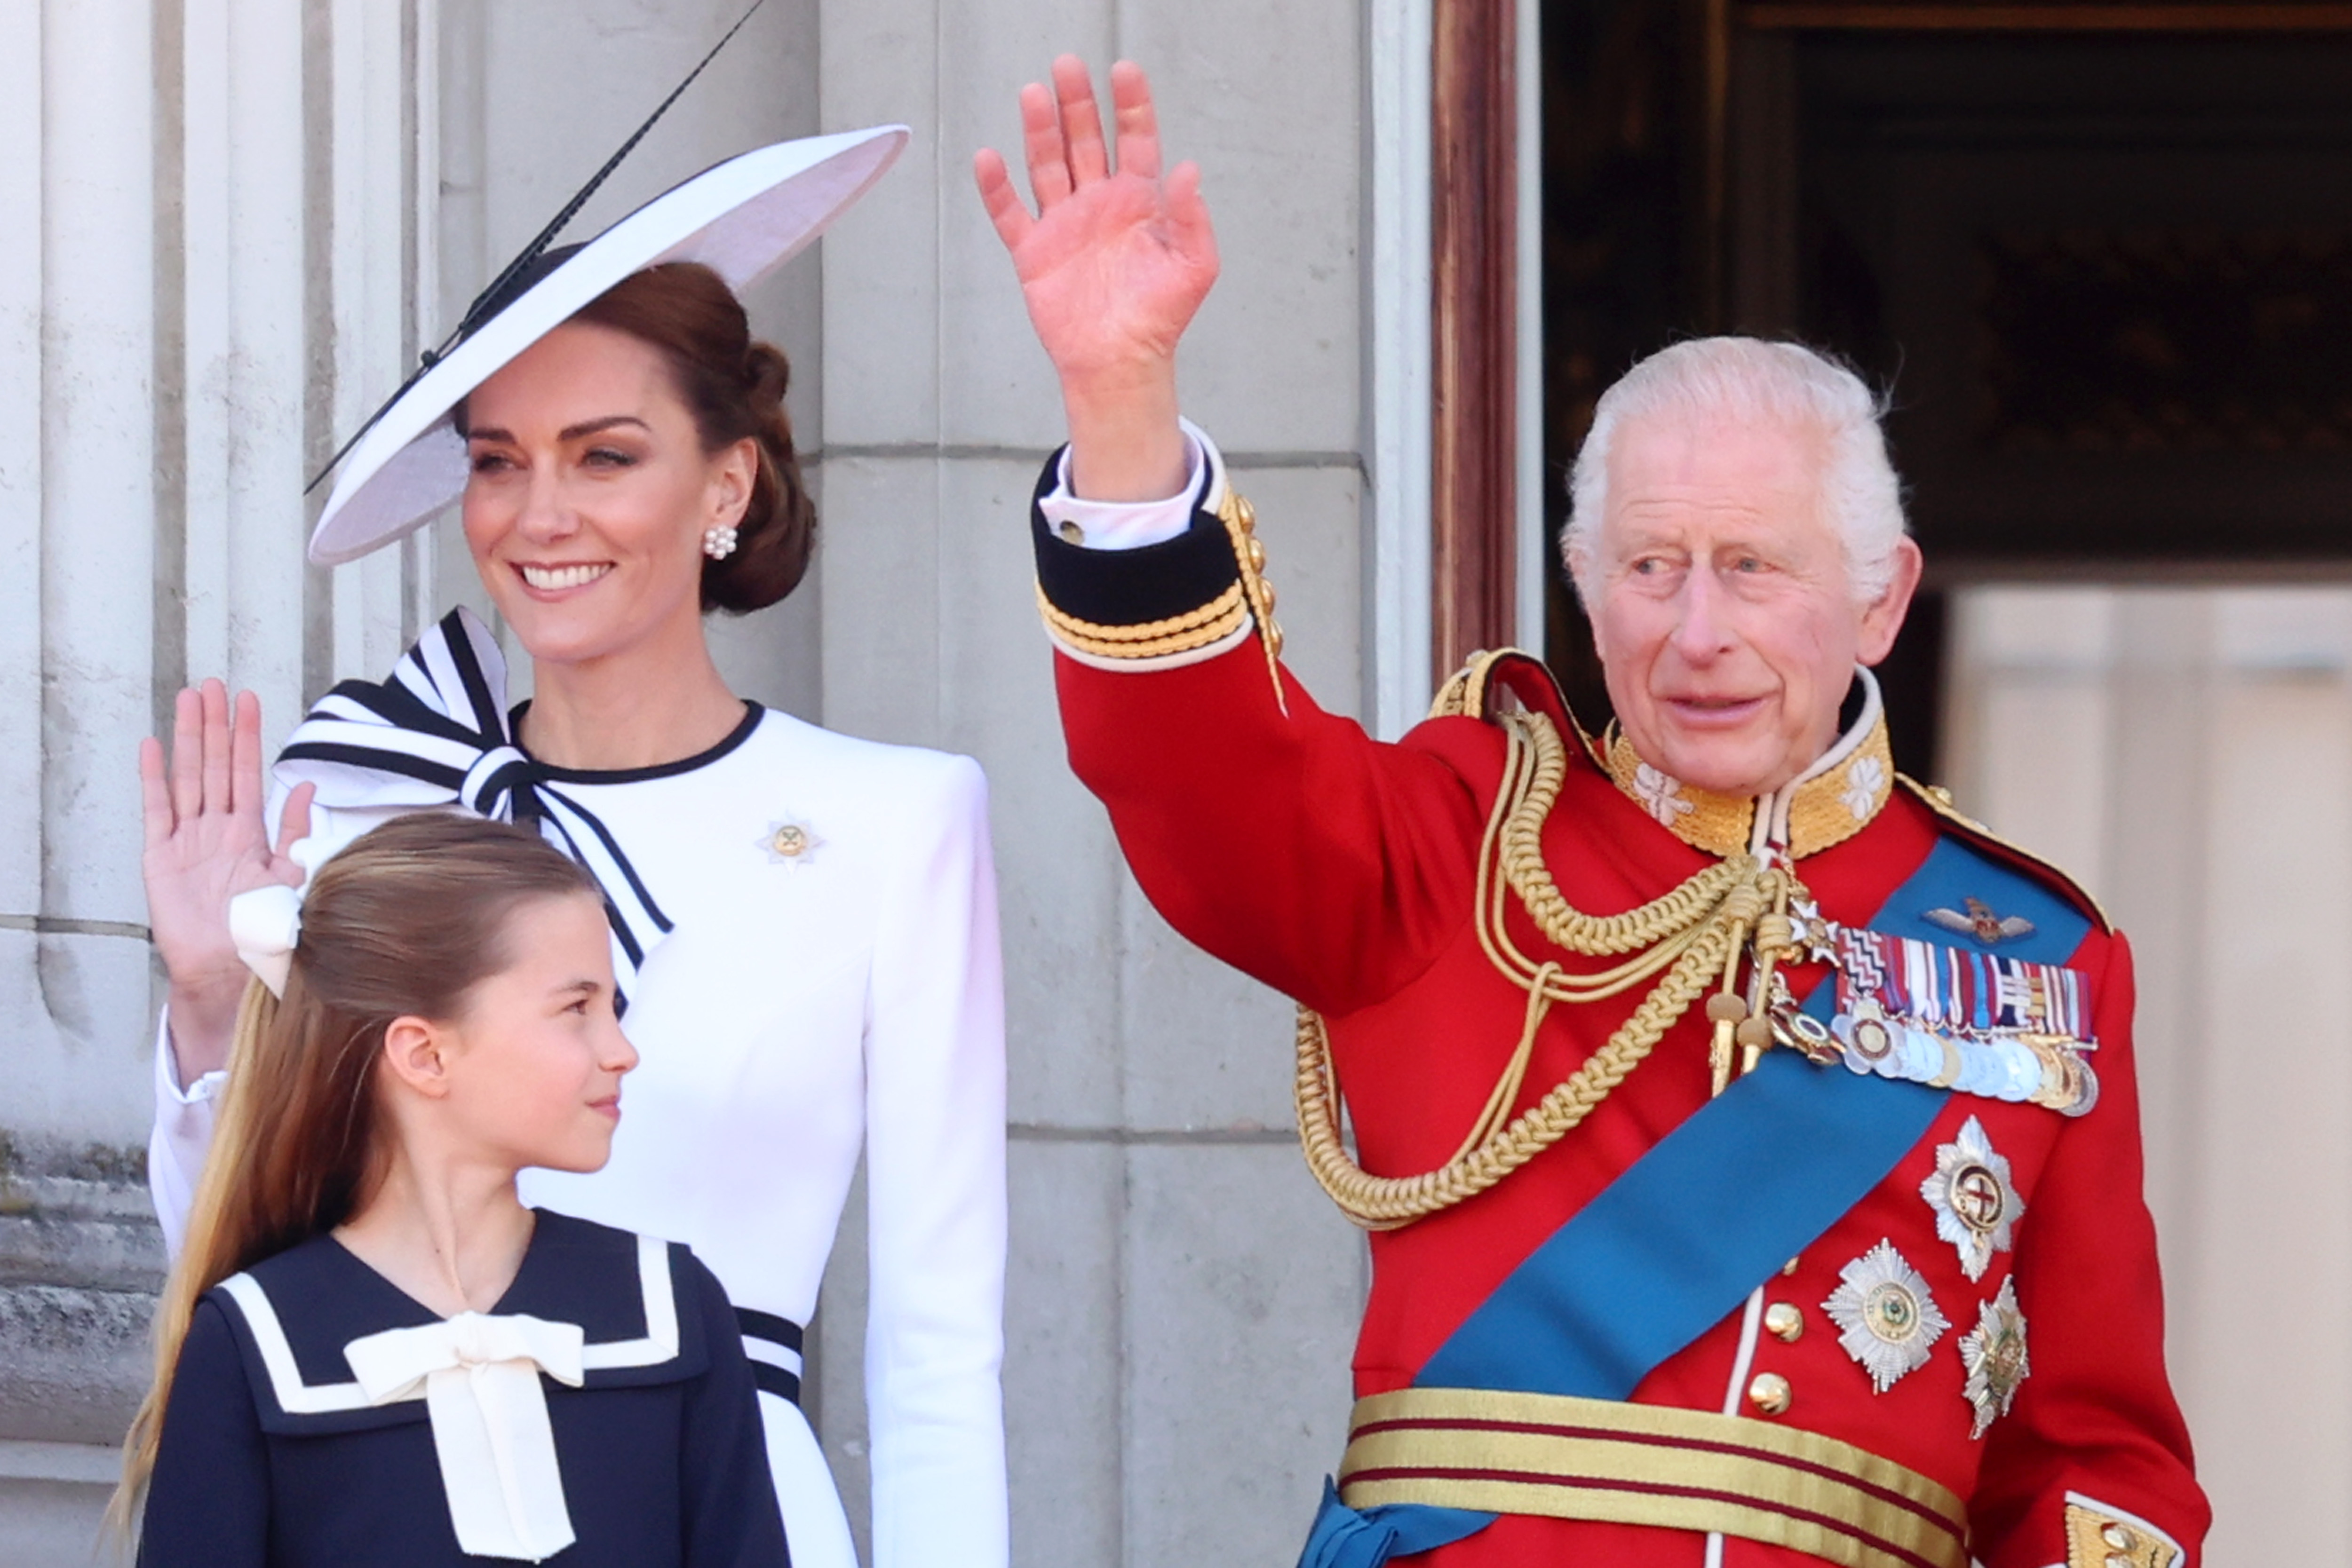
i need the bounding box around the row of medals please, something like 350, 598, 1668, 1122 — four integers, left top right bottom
1760, 912, 2098, 1118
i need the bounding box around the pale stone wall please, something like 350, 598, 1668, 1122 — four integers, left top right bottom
1944, 583, 2352, 1566
0, 1, 445, 1555
1, 2, 432, 1556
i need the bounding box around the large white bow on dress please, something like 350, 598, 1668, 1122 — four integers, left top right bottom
343, 1310, 588, 1562
272, 605, 675, 1003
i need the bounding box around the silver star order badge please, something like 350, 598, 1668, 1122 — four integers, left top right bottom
1921, 1115, 2022, 1282
1788, 896, 1840, 964
1958, 1276, 2030, 1439
1824, 1240, 1949, 1394
758, 816, 824, 866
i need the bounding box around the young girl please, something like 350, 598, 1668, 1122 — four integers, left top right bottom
119, 814, 789, 1566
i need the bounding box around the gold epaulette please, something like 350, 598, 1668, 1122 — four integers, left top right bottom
1426, 648, 1600, 761
1895, 773, 2113, 934
1427, 648, 1524, 720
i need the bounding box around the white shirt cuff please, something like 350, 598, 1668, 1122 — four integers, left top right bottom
1037, 428, 1208, 551
151, 1005, 224, 1259
155, 1006, 226, 1105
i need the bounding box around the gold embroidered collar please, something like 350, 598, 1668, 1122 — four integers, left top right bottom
1601, 673, 1895, 859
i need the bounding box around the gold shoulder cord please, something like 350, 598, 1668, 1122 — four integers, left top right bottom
1218, 490, 1288, 715
1294, 709, 1805, 1230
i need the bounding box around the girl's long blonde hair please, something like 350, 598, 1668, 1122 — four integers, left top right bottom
113, 814, 596, 1525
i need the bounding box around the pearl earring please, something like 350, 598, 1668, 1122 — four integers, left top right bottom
702, 524, 739, 561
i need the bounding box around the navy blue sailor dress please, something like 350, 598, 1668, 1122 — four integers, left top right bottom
137, 1210, 789, 1567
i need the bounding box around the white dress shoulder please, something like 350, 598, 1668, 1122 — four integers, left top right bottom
150, 654, 1008, 1568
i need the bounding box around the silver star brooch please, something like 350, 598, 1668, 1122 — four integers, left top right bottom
1824, 1240, 1950, 1394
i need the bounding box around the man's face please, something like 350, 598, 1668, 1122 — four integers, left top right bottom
1588, 411, 1921, 799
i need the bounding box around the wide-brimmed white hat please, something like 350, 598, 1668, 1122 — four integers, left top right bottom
309, 124, 906, 565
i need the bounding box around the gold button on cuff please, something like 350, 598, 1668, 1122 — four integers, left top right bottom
1781, 1256, 1802, 1277
1057, 520, 1085, 544
1747, 1372, 1792, 1416
1764, 1302, 1804, 1343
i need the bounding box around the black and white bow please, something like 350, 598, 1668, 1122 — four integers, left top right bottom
275, 607, 675, 1003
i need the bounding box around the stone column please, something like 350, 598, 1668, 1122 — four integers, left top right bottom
180, 0, 306, 721
0, 3, 162, 1555
0, 4, 443, 1557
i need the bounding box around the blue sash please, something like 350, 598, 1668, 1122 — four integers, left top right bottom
1415, 1047, 1937, 1397
1299, 836, 2091, 1568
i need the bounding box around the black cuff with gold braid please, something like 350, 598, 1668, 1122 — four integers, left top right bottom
1029, 448, 1287, 704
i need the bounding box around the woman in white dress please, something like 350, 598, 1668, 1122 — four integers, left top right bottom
136, 130, 1007, 1568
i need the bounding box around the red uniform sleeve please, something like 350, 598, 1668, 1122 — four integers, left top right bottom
1967, 932, 2210, 1565
1033, 446, 1504, 1013
1056, 640, 1490, 1018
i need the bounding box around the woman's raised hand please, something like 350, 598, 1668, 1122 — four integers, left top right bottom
138, 681, 315, 1077
974, 56, 1218, 501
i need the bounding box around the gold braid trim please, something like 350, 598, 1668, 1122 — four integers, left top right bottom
1033, 485, 1285, 713
1036, 582, 1250, 659
1294, 709, 1798, 1229
1340, 1387, 1969, 1568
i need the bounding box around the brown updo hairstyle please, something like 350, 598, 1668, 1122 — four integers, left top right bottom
570, 261, 816, 614
113, 815, 599, 1528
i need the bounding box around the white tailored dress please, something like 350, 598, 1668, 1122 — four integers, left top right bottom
148, 609, 1009, 1568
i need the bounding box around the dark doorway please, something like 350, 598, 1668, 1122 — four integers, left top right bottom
1541, 4, 2352, 779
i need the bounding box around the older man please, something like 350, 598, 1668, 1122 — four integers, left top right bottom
977, 59, 2207, 1568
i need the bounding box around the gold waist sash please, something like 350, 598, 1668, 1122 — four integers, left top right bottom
1338, 1387, 1969, 1568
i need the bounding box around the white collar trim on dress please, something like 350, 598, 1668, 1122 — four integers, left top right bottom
218, 1231, 680, 1416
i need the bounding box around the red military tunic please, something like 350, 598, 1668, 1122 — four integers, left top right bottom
1027, 449, 2207, 1568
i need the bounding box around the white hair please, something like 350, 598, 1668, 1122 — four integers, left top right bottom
1560, 337, 1908, 607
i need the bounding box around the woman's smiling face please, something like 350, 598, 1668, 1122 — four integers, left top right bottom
459, 320, 753, 669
